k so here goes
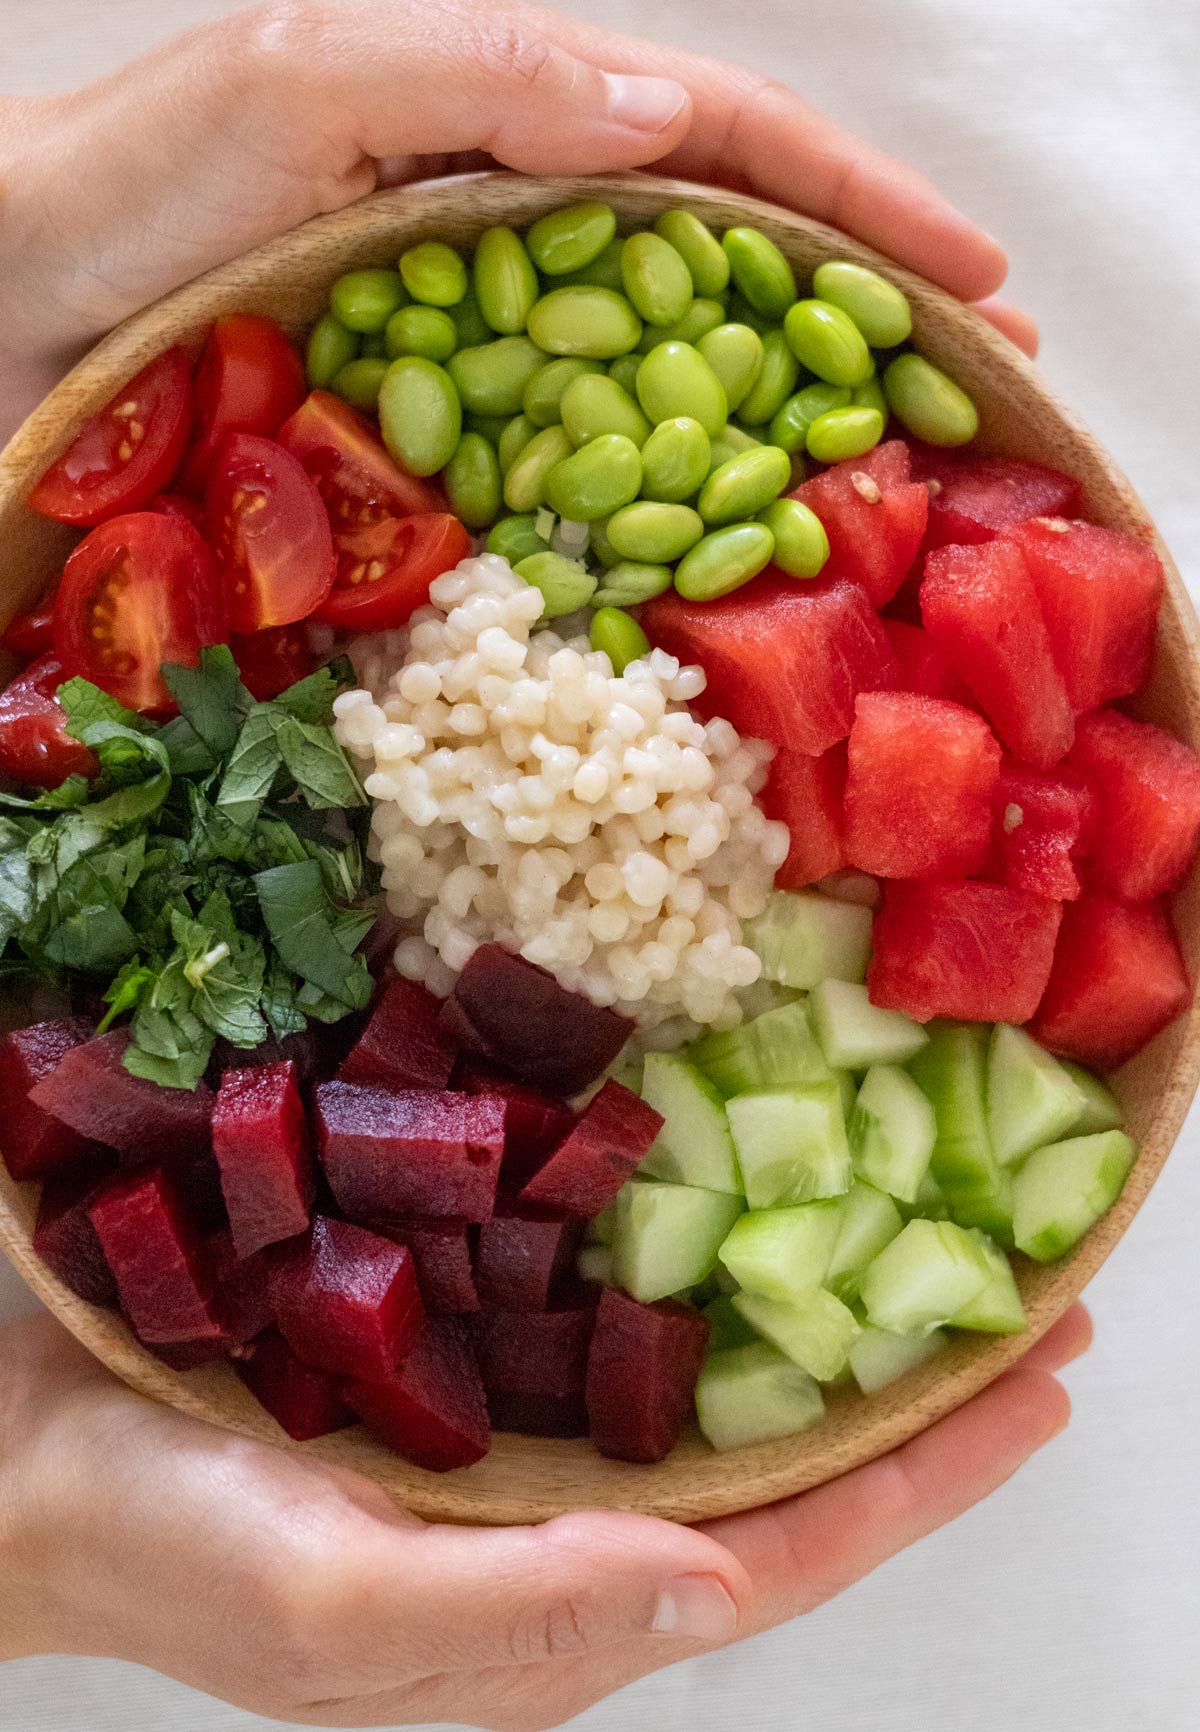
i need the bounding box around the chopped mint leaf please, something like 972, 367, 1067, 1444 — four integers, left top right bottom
254, 859, 373, 1010
57, 678, 150, 742
216, 707, 285, 828
276, 714, 366, 811
160, 646, 253, 771
98, 959, 154, 1032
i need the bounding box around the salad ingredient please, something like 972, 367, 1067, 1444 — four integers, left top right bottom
375, 1219, 480, 1315
0, 1017, 97, 1179
181, 316, 305, 491
526, 202, 617, 276
544, 433, 643, 519
985, 1023, 1086, 1167
205, 433, 335, 632
443, 432, 502, 529
1060, 1062, 1124, 1136
331, 269, 407, 333
585, 1286, 710, 1463
32, 1167, 119, 1306
731, 1286, 859, 1381
859, 1217, 993, 1334
590, 559, 673, 606
523, 357, 603, 428
331, 357, 389, 412
696, 1341, 824, 1450
806, 405, 885, 464
849, 1063, 937, 1204
811, 261, 912, 348
759, 746, 845, 887
674, 522, 776, 600
621, 231, 694, 327
558, 373, 650, 451
726, 1083, 852, 1207
473, 226, 540, 334
737, 329, 800, 427
1068, 708, 1200, 900
31, 1031, 213, 1156
230, 624, 319, 700
783, 299, 874, 388
275, 390, 441, 521
756, 497, 829, 580
474, 1203, 584, 1312
769, 383, 851, 454
721, 227, 796, 317
272, 1214, 424, 1382
744, 890, 872, 995
991, 760, 1091, 901
611, 1178, 743, 1302
810, 978, 927, 1069
588, 605, 649, 674
635, 340, 727, 436
698, 446, 790, 525
377, 357, 462, 477
881, 619, 966, 703
883, 353, 979, 446
316, 512, 470, 631
604, 501, 704, 562
1, 601, 55, 661
691, 998, 831, 1095
910, 1021, 1011, 1239
638, 416, 711, 502
211, 1061, 315, 1259
794, 441, 929, 608
639, 1052, 741, 1192
306, 313, 360, 390
521, 1079, 663, 1216
826, 1181, 904, 1301
89, 1167, 225, 1345
717, 1202, 841, 1302
653, 209, 730, 297
400, 242, 468, 308
452, 1057, 574, 1185
847, 1326, 945, 1394
527, 286, 642, 358
512, 549, 595, 615
0, 656, 99, 786
502, 424, 573, 510
1012, 1130, 1136, 1261
313, 1081, 506, 1222
945, 1231, 1026, 1332
239, 1328, 355, 1441
696, 324, 763, 413
446, 336, 545, 417
338, 974, 457, 1092
915, 452, 1081, 549
472, 1306, 595, 1436
344, 1319, 490, 1470
384, 305, 459, 363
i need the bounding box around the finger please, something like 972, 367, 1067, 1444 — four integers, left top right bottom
973, 296, 1040, 356
1020, 1302, 1092, 1372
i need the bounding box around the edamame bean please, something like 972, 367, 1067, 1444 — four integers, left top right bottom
513, 551, 598, 616
330, 269, 407, 334
526, 202, 617, 275
736, 328, 800, 426
331, 357, 390, 411
306, 314, 359, 388
360, 333, 388, 359
560, 373, 651, 448
767, 382, 852, 452
606, 501, 705, 563
384, 304, 458, 363
608, 353, 642, 396
498, 413, 539, 474
806, 405, 884, 463
640, 417, 711, 502
784, 299, 873, 387
635, 298, 726, 355
487, 513, 548, 564
503, 424, 573, 512
725, 291, 774, 336
553, 237, 625, 291
522, 358, 603, 428
852, 373, 888, 418
590, 606, 650, 673
722, 227, 797, 317
544, 434, 643, 521
447, 336, 546, 416
758, 498, 829, 579
697, 445, 791, 525
464, 412, 510, 444
588, 518, 622, 569
592, 560, 674, 605
813, 260, 912, 348
674, 522, 776, 600
621, 232, 694, 327
654, 209, 730, 297
378, 357, 461, 477
697, 324, 763, 413
636, 341, 727, 437
399, 241, 468, 307
527, 287, 643, 359
449, 287, 491, 348
473, 226, 539, 335
883, 354, 979, 446
707, 424, 763, 471
444, 432, 503, 529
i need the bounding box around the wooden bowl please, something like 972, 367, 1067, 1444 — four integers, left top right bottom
2, 171, 1198, 1527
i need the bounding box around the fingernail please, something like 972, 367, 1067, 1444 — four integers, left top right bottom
604, 72, 689, 133
651, 1575, 739, 1641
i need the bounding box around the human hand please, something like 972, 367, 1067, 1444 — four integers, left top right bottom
0, 1304, 1087, 1727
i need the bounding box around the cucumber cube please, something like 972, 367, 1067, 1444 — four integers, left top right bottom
733, 1287, 861, 1381
745, 890, 873, 990
949, 1230, 1026, 1333
717, 1201, 843, 1302
703, 1293, 761, 1352
910, 1022, 1013, 1242
577, 1244, 613, 1286
726, 1083, 853, 1208
859, 1218, 994, 1335
639, 1053, 741, 1193
612, 1180, 744, 1302
810, 979, 928, 1070
585, 1201, 617, 1246
1060, 1061, 1125, 1136
848, 1324, 947, 1393
825, 1180, 904, 1303
986, 1024, 1087, 1166
1012, 1130, 1136, 1262
850, 1064, 937, 1204
696, 1342, 825, 1451
690, 999, 831, 1096
900, 1167, 951, 1222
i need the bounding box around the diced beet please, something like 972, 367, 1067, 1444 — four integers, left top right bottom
844, 691, 1001, 879
174, 1144, 230, 1237
145, 1335, 233, 1371
759, 744, 845, 889
271, 1215, 424, 1381
792, 441, 929, 607
371, 1218, 479, 1313
585, 1287, 709, 1464
440, 944, 633, 1098
475, 1202, 584, 1312
314, 1082, 504, 1223
992, 759, 1092, 901
0, 1017, 98, 1181
473, 1308, 595, 1437
337, 974, 459, 1092
520, 1080, 663, 1217
88, 1168, 226, 1345
921, 540, 1074, 768
344, 1318, 490, 1470
1030, 893, 1191, 1070
881, 618, 971, 704
239, 1328, 356, 1441
29, 1029, 213, 1161
1005, 517, 1163, 712
210, 1026, 329, 1088
868, 879, 1062, 1025
33, 1165, 119, 1306
642, 574, 897, 756
212, 1061, 314, 1259
451, 1056, 575, 1188
1069, 709, 1200, 902
209, 1230, 282, 1343
914, 450, 1082, 549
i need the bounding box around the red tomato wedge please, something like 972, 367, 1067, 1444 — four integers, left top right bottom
1, 600, 56, 664
277, 391, 443, 527
230, 625, 319, 699
27, 349, 192, 527
0, 657, 99, 788
53, 513, 226, 711
149, 492, 206, 533
315, 513, 471, 631
206, 434, 335, 633
181, 315, 306, 492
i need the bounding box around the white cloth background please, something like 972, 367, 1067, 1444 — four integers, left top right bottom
1, 1, 1198, 1727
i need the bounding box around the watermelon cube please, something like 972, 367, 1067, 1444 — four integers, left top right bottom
1030, 893, 1191, 1070
792, 441, 929, 607
913, 450, 1081, 549
472, 1308, 596, 1437
212, 1061, 315, 1260
475, 1202, 584, 1312
239, 1328, 355, 1441
370, 1218, 479, 1313
585, 1287, 709, 1464
520, 1080, 664, 1217
0, 1017, 101, 1181
844, 691, 1001, 879
314, 1082, 505, 1223
451, 1056, 575, 1187
338, 973, 459, 1092
88, 1168, 226, 1345
344, 1318, 490, 1471
992, 759, 1092, 901
271, 1215, 424, 1382
921, 540, 1074, 768
1069, 709, 1200, 901
868, 879, 1062, 1024
29, 1029, 214, 1162
759, 744, 845, 888
881, 618, 970, 704
33, 1165, 118, 1306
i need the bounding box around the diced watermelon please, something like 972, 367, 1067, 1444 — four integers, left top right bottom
472, 1308, 596, 1437
844, 691, 1001, 879
0, 1017, 100, 1181
1005, 518, 1162, 712
337, 973, 459, 1092
520, 1080, 664, 1217
992, 759, 1092, 901
792, 441, 929, 607
475, 1202, 584, 1312
239, 1328, 356, 1441
313, 1082, 505, 1223
88, 1168, 226, 1345
344, 1318, 490, 1471
868, 879, 1063, 1024
921, 540, 1075, 768
1069, 709, 1200, 901
370, 1218, 480, 1313
881, 618, 971, 704
212, 1061, 314, 1259
914, 451, 1081, 549
643, 574, 897, 756
29, 1029, 214, 1162
1030, 892, 1191, 1069
33, 1165, 119, 1306
451, 1056, 575, 1187
271, 1215, 424, 1382
759, 744, 845, 888
585, 1287, 709, 1464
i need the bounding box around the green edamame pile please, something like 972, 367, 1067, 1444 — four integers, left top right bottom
307, 203, 979, 621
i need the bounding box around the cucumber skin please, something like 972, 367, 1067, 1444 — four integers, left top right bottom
1012, 1130, 1136, 1262
1060, 1061, 1125, 1136
850, 1063, 937, 1204
910, 1022, 1014, 1242
696, 1342, 825, 1451
949, 1231, 1027, 1333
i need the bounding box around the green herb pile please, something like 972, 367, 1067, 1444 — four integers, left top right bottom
0, 648, 377, 1089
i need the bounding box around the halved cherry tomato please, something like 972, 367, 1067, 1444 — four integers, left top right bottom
315, 512, 471, 630
206, 434, 335, 633
0, 657, 99, 788
149, 492, 206, 533
28, 349, 192, 527
231, 624, 319, 699
1, 599, 56, 664
276, 391, 443, 528
53, 513, 226, 712
181, 315, 306, 492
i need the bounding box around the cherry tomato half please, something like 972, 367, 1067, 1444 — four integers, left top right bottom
315, 512, 471, 630
149, 492, 206, 533
1, 599, 56, 664
27, 349, 192, 527
277, 390, 443, 528
180, 315, 306, 492
53, 513, 226, 712
206, 434, 335, 633
0, 657, 99, 789
230, 624, 319, 700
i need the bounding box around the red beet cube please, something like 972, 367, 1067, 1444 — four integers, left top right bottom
475, 1202, 584, 1312
314, 1082, 505, 1223
921, 540, 1074, 768
239, 1328, 355, 1441
440, 944, 633, 1099
473, 1309, 596, 1437
0, 1017, 98, 1181
1030, 893, 1191, 1070
586, 1287, 709, 1464
792, 440, 929, 607
209, 1230, 283, 1344
844, 691, 1001, 879
913, 450, 1081, 549
520, 1080, 663, 1217
88, 1168, 225, 1345
868, 879, 1063, 1025
1006, 518, 1162, 712
144, 1335, 234, 1371
452, 1056, 575, 1187
272, 1215, 424, 1381
371, 1218, 479, 1313
993, 760, 1092, 901
1069, 709, 1200, 902
29, 1029, 213, 1162
759, 744, 845, 889
33, 1165, 119, 1306
881, 618, 971, 704
212, 1061, 315, 1259
345, 1318, 490, 1471
338, 974, 459, 1092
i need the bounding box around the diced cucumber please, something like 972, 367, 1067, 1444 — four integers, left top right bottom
900, 1167, 951, 1221
848, 1324, 948, 1393
910, 1022, 1013, 1241
612, 1180, 744, 1302
577, 1244, 613, 1285
608, 1051, 644, 1095
733, 1287, 861, 1381
837, 1068, 858, 1124
986, 1024, 1087, 1167
690, 999, 831, 1096
810, 978, 928, 1070
696, 1342, 825, 1451
726, 1082, 853, 1208
717, 1201, 843, 1302
859, 1218, 993, 1335
585, 1201, 617, 1246
744, 890, 873, 990
850, 1064, 937, 1204
949, 1231, 1027, 1333
1060, 1061, 1125, 1136
639, 1053, 742, 1193
825, 1180, 904, 1303
1012, 1130, 1136, 1262
703, 1293, 761, 1351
